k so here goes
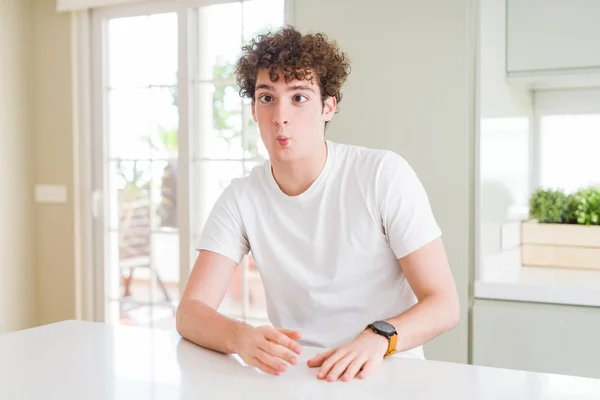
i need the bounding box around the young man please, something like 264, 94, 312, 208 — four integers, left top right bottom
176, 26, 459, 382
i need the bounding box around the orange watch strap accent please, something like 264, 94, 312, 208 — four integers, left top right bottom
385, 334, 398, 357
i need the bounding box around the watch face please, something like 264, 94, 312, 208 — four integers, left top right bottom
372, 321, 395, 335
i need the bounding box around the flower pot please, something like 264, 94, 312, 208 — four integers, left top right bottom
521, 219, 600, 270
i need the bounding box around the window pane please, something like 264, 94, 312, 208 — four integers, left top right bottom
193, 82, 243, 160
149, 87, 179, 160
197, 3, 242, 82
108, 86, 178, 160
108, 12, 177, 87
243, 0, 285, 42
146, 13, 178, 86
540, 114, 600, 193
109, 230, 151, 304
152, 160, 178, 230
108, 160, 152, 231
108, 88, 153, 159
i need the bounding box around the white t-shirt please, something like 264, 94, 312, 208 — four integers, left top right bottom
197, 140, 442, 359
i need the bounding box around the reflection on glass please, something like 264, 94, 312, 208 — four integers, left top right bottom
540, 114, 600, 193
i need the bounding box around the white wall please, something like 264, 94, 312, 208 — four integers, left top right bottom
294, 0, 476, 363
0, 0, 37, 333
479, 0, 532, 261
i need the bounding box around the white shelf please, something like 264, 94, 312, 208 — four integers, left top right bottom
475, 249, 600, 307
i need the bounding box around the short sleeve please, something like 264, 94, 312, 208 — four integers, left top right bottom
196, 181, 250, 264
376, 151, 442, 259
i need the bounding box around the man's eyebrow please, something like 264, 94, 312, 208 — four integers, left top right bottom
255, 83, 315, 92
255, 83, 275, 91
287, 84, 315, 92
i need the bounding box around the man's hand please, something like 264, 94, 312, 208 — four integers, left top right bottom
236, 326, 303, 376
306, 330, 388, 382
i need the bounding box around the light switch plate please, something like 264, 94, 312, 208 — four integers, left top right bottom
35, 184, 67, 204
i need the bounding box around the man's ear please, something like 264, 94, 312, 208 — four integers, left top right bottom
322, 96, 337, 122
251, 99, 257, 122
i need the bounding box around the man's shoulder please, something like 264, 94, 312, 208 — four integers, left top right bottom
329, 140, 407, 172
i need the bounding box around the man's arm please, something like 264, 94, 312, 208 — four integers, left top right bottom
384, 236, 459, 352
307, 238, 459, 381
177, 250, 303, 375
176, 249, 251, 355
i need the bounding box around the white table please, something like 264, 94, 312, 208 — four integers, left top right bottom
1, 320, 600, 399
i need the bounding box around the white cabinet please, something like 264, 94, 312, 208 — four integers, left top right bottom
507, 0, 600, 74
472, 299, 600, 379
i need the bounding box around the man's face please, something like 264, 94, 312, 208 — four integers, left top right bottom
251, 68, 336, 163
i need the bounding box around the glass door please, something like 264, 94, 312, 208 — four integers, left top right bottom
94, 9, 181, 329
92, 0, 286, 330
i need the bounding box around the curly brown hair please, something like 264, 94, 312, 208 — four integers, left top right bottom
235, 26, 351, 110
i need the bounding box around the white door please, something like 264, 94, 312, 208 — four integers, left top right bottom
91, 1, 287, 329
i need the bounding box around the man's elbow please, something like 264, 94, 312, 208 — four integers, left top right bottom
175, 301, 188, 338
444, 292, 460, 331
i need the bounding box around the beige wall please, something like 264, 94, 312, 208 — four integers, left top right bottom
32, 0, 77, 325
0, 0, 37, 333
295, 0, 476, 363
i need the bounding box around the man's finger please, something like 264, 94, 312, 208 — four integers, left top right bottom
306, 348, 335, 368
265, 329, 302, 355
324, 353, 353, 382
275, 327, 302, 340
341, 356, 367, 381
260, 339, 299, 365
317, 349, 346, 379
358, 358, 379, 379
251, 356, 281, 376
256, 349, 288, 373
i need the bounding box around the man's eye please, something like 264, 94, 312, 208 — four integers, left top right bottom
259, 95, 273, 103
294, 95, 308, 103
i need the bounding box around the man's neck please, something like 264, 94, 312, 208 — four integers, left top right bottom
271, 141, 328, 197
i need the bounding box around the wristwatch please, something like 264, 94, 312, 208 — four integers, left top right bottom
366, 320, 398, 357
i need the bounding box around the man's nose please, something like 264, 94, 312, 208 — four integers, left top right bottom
273, 102, 290, 126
